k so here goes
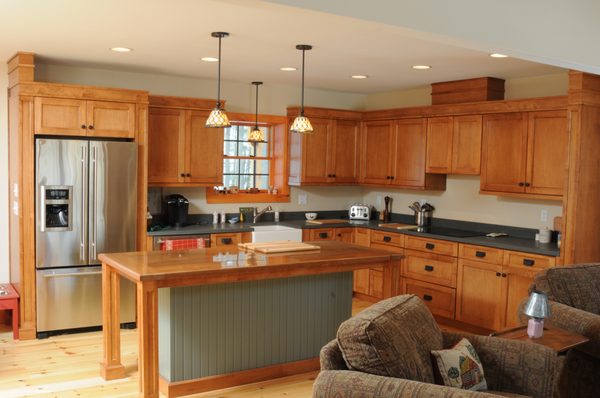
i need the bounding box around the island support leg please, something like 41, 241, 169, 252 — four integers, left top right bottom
100, 263, 125, 380
137, 280, 159, 397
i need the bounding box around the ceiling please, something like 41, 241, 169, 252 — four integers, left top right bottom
0, 0, 564, 94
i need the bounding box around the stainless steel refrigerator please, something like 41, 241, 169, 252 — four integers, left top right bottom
35, 138, 137, 336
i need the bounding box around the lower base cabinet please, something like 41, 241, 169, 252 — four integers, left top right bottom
403, 278, 456, 319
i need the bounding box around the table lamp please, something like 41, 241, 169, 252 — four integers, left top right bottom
524, 290, 551, 338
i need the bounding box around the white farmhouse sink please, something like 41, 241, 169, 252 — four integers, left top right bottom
251, 225, 303, 243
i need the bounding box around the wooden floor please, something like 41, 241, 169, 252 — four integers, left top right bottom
0, 298, 468, 398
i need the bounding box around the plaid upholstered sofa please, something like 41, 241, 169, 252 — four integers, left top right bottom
313, 295, 561, 398
529, 264, 600, 398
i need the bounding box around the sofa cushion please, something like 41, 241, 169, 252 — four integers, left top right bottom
431, 338, 487, 391
534, 263, 600, 315
336, 294, 443, 383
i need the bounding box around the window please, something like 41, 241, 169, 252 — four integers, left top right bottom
205, 113, 289, 204
223, 124, 271, 190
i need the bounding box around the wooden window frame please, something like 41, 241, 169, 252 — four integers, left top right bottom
206, 112, 290, 203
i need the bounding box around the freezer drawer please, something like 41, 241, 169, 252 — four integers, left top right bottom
36, 267, 135, 333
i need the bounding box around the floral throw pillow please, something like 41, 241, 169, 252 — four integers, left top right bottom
431, 338, 487, 391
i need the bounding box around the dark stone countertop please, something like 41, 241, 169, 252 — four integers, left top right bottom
148, 219, 559, 257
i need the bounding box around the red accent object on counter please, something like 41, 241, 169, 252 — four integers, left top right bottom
161, 238, 207, 251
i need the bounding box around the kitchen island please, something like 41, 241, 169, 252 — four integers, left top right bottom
99, 241, 402, 398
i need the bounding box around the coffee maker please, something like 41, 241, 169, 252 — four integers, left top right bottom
165, 194, 189, 227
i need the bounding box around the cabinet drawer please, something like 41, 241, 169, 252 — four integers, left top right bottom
370, 242, 404, 254
306, 228, 336, 241
459, 244, 503, 264
211, 233, 241, 248
403, 250, 457, 287
504, 251, 556, 270
370, 230, 404, 248
403, 278, 455, 319
405, 236, 457, 256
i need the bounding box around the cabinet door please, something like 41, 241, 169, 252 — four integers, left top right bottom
369, 269, 384, 299
391, 118, 427, 187
301, 118, 331, 183
451, 115, 482, 175
354, 228, 370, 247
481, 113, 528, 193
86, 101, 136, 138
34, 97, 87, 136
360, 120, 394, 184
148, 108, 186, 184
186, 111, 223, 185
502, 265, 537, 329
330, 120, 359, 183
456, 259, 503, 330
526, 111, 568, 196
353, 269, 370, 295
335, 228, 354, 243
425, 117, 453, 174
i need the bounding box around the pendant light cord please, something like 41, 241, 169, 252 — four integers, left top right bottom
217, 35, 222, 108
300, 48, 305, 116
255, 83, 259, 127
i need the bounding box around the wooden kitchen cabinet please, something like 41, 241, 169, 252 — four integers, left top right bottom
148, 107, 223, 186
481, 111, 567, 198
211, 233, 242, 249
335, 228, 355, 243
426, 115, 482, 175
456, 244, 557, 331
303, 228, 335, 241
361, 118, 446, 189
354, 228, 370, 247
288, 116, 359, 185
34, 97, 136, 138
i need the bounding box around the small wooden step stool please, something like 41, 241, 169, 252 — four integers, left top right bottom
0, 283, 19, 340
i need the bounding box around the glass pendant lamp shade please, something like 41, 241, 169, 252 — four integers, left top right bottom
291, 44, 313, 134
248, 81, 265, 143
206, 32, 231, 128
290, 115, 314, 133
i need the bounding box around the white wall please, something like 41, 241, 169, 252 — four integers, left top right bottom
0, 63, 8, 282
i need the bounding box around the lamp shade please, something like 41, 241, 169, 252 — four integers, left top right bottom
290, 115, 314, 133
524, 290, 551, 319
248, 126, 265, 143
205, 106, 231, 128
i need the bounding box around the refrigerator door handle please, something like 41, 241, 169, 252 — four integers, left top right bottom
80, 145, 88, 262
42, 271, 103, 278
90, 145, 98, 262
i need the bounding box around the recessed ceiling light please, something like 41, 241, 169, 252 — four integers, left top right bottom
412, 65, 431, 70
351, 75, 368, 79
489, 53, 508, 58
110, 47, 132, 53
202, 57, 219, 62
280, 67, 297, 71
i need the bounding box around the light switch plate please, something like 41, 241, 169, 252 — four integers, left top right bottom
540, 209, 548, 223
298, 194, 307, 205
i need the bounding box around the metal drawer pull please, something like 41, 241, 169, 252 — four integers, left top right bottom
424, 265, 434, 272
496, 272, 501, 277
221, 238, 232, 244
319, 232, 328, 239
43, 271, 102, 278
475, 251, 486, 258
423, 294, 433, 301
425, 243, 435, 250
523, 259, 535, 266
383, 236, 391, 242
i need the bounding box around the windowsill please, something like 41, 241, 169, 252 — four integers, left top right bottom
205, 189, 290, 204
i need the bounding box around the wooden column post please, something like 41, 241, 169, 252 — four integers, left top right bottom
100, 263, 125, 380
137, 280, 159, 397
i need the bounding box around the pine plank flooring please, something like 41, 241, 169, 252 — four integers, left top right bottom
0, 298, 468, 397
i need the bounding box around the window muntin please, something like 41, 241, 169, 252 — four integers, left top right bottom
222, 124, 270, 190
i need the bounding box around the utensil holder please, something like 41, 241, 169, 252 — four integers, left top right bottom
415, 210, 432, 227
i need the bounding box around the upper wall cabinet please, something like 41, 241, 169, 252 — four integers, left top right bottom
288, 116, 359, 185
34, 97, 136, 138
480, 110, 567, 199
148, 107, 223, 186
426, 115, 482, 175
360, 118, 446, 190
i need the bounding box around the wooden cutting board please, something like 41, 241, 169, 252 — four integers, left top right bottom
238, 241, 320, 253
378, 223, 418, 230
306, 219, 349, 224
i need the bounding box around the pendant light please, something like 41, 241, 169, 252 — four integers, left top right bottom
290, 44, 313, 134
205, 32, 231, 128
248, 81, 265, 146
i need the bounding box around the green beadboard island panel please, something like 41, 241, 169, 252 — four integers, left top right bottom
158, 272, 353, 382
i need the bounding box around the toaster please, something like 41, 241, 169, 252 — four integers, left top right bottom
349, 204, 372, 221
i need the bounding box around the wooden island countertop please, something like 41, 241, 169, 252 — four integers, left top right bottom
99, 241, 403, 397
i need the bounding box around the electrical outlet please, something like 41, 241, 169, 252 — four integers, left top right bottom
376, 195, 382, 207
540, 209, 548, 223
298, 194, 307, 205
